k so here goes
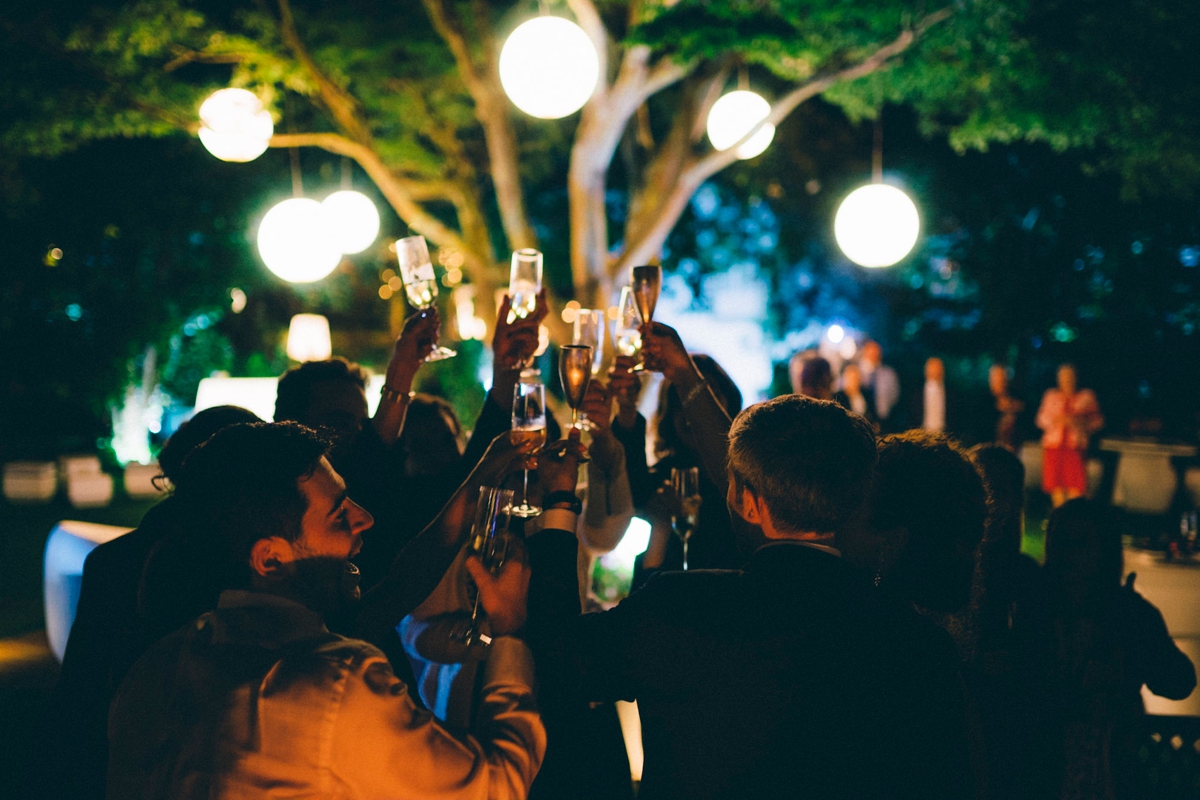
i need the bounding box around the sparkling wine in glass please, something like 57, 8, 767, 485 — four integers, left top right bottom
452, 486, 515, 647
671, 466, 702, 571
511, 379, 547, 518
572, 310, 605, 430
631, 265, 662, 325
559, 344, 593, 431
616, 285, 650, 372
395, 235, 456, 361
508, 249, 543, 322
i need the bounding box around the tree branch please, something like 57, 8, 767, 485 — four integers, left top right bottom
163, 50, 245, 73
268, 133, 487, 272
613, 10, 952, 276
422, 0, 536, 251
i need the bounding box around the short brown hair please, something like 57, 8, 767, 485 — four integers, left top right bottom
728, 395, 877, 534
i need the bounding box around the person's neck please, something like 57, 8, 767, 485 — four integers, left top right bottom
762, 529, 836, 546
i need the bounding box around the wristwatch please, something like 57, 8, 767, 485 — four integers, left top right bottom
541, 490, 583, 514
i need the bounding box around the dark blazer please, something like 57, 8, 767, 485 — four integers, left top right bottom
48, 498, 186, 799
536, 537, 975, 800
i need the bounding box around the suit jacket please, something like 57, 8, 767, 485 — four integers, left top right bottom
47, 498, 185, 800
536, 538, 975, 800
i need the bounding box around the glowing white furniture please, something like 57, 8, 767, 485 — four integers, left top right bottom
2, 461, 57, 503
43, 520, 133, 662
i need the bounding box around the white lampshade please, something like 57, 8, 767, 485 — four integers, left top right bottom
286, 314, 332, 362
198, 88, 273, 163
706, 90, 776, 160
834, 184, 921, 268
321, 190, 380, 254
257, 198, 342, 283
499, 16, 600, 119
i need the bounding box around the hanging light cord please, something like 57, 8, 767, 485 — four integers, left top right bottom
341, 155, 352, 190
872, 114, 883, 183
289, 147, 304, 197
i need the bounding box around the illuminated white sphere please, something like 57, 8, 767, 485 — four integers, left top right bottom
826, 324, 845, 344
257, 198, 342, 283
499, 17, 599, 119
321, 190, 380, 254
198, 88, 273, 162
706, 90, 776, 160
834, 184, 921, 268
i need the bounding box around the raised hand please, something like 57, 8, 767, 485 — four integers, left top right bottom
537, 428, 588, 496
385, 309, 439, 390
608, 355, 643, 429
493, 288, 548, 372
639, 321, 694, 382
474, 430, 542, 486
466, 543, 530, 636
581, 381, 613, 438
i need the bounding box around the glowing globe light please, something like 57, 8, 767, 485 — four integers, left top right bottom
256, 198, 342, 283
834, 184, 921, 268
499, 16, 600, 119
286, 314, 333, 362
198, 88, 273, 163
706, 90, 776, 160
826, 324, 845, 344
321, 190, 380, 254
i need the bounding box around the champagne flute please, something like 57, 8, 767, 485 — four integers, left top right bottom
452, 486, 515, 647
613, 287, 644, 370
631, 265, 662, 325
671, 466, 702, 571
559, 344, 593, 431
629, 266, 661, 372
396, 235, 456, 361
510, 379, 547, 518
572, 310, 605, 430
508, 249, 543, 323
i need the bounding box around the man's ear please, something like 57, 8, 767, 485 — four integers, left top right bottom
739, 486, 764, 526
249, 537, 294, 579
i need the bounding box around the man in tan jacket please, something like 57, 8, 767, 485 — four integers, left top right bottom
107, 421, 545, 800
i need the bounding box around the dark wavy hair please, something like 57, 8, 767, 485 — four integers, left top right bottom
274, 357, 369, 423
156, 405, 260, 490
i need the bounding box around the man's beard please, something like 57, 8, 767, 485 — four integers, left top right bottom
282, 556, 362, 614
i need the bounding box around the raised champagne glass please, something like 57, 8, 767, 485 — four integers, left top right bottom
451, 486, 515, 647
572, 310, 605, 430
613, 287, 644, 369
559, 344, 593, 431
507, 249, 543, 322
670, 466, 702, 571
629, 265, 661, 371
396, 235, 456, 361
510, 379, 547, 518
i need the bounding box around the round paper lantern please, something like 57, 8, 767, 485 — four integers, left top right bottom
198, 88, 273, 163
834, 184, 920, 268
706, 90, 776, 160
499, 17, 600, 119
321, 190, 380, 254
257, 198, 342, 283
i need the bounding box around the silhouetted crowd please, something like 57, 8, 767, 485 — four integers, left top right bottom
43, 298, 1194, 800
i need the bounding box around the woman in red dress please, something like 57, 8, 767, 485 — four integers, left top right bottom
1036, 364, 1104, 507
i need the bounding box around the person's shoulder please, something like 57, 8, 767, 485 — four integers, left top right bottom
634, 568, 742, 605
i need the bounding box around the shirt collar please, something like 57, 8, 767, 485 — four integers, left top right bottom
756, 539, 842, 559
208, 589, 329, 647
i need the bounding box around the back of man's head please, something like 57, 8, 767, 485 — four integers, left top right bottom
970, 443, 1025, 552
874, 431, 987, 612
174, 422, 330, 588
157, 405, 261, 490
274, 358, 369, 424
728, 395, 877, 536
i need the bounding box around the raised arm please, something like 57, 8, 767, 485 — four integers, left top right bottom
371, 310, 439, 447
355, 431, 537, 640
640, 322, 734, 497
